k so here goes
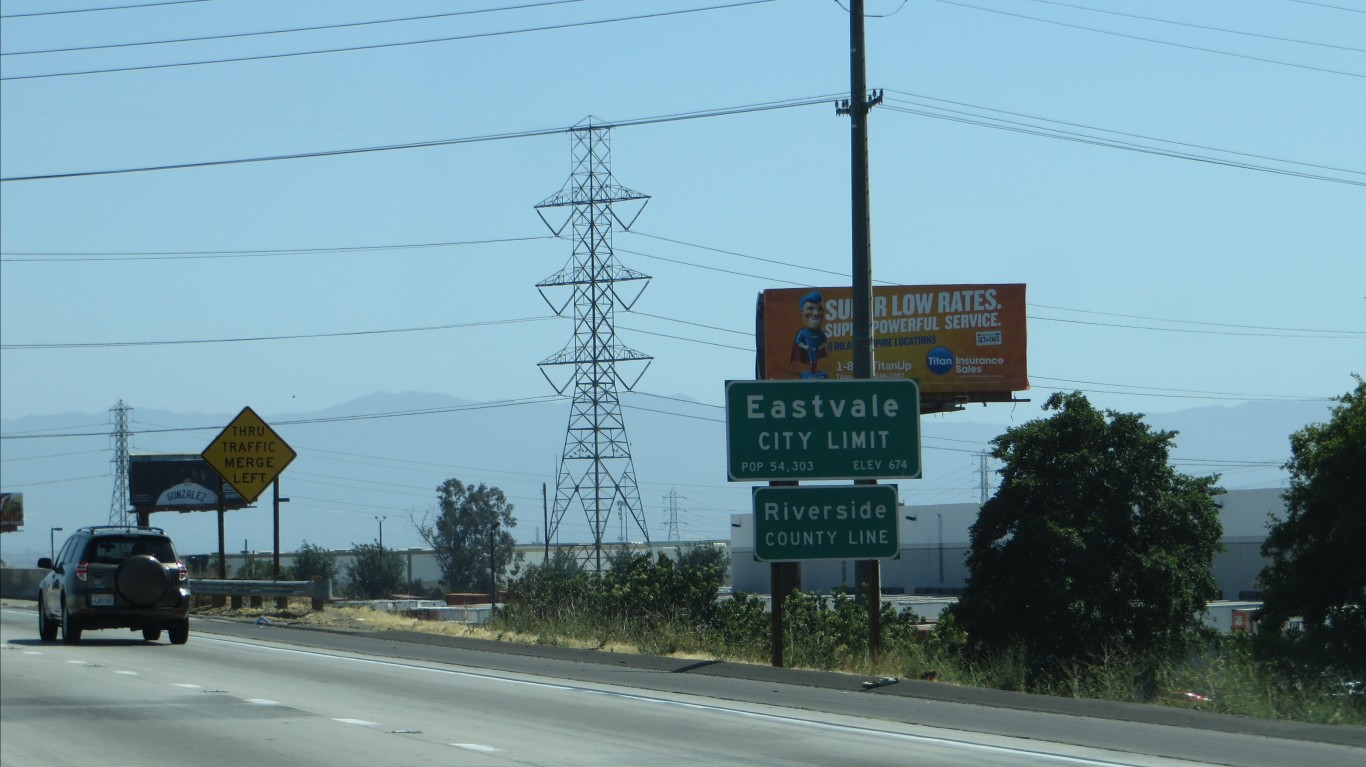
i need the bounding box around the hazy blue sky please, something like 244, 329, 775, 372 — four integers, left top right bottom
2, 0, 1363, 555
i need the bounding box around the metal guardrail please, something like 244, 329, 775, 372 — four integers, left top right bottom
189, 578, 332, 609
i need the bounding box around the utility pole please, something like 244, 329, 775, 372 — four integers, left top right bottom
838, 0, 885, 659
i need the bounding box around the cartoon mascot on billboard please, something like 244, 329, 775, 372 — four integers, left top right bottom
790, 289, 829, 379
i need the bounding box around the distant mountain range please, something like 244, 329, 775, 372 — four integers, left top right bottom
0, 392, 1333, 565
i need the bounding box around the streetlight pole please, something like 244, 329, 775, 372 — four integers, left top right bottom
937, 513, 944, 585
50, 527, 63, 561
489, 521, 500, 612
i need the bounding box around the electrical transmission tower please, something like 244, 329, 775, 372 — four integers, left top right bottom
108, 400, 132, 523
535, 118, 652, 571
663, 488, 682, 542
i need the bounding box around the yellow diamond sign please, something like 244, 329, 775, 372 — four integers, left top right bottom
201, 406, 296, 504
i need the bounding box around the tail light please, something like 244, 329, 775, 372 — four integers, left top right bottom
177, 562, 188, 582
76, 561, 89, 582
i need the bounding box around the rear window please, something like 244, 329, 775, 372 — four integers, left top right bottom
84, 537, 176, 565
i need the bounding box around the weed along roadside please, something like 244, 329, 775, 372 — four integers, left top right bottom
150, 584, 1365, 730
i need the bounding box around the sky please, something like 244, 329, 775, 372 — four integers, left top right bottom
2, 0, 1363, 559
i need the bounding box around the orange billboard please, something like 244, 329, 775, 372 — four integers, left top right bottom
759, 284, 1029, 401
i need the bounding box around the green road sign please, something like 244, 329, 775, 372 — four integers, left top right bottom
753, 485, 900, 561
726, 379, 921, 481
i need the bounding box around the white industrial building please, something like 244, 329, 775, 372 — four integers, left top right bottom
728, 487, 1285, 601
203, 488, 1284, 604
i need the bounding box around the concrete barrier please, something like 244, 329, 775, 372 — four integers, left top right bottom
0, 568, 45, 600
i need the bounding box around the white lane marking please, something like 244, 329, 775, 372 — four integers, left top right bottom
172, 683, 201, 688
23, 651, 43, 655
197, 635, 1173, 767
334, 718, 379, 726
452, 744, 501, 753
244, 699, 282, 706
113, 670, 138, 675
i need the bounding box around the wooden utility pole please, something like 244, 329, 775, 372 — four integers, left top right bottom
840, 0, 885, 659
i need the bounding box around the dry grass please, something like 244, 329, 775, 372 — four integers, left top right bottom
191, 599, 651, 656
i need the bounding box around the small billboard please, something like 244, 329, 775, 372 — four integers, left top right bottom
0, 493, 23, 532
129, 454, 249, 513
758, 283, 1028, 410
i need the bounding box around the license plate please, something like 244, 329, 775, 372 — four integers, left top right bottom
91, 593, 114, 607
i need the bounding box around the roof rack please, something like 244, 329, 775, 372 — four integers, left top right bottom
76, 524, 166, 534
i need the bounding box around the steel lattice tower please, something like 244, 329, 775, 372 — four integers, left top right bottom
535, 119, 652, 571
663, 488, 682, 542
108, 400, 132, 523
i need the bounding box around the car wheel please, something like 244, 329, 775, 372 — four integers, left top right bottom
168, 618, 189, 645
116, 554, 170, 607
61, 600, 82, 644
38, 596, 58, 642
142, 627, 163, 642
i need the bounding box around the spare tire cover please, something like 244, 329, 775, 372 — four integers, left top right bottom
116, 554, 169, 607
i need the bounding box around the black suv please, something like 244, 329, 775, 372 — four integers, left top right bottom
37, 525, 191, 644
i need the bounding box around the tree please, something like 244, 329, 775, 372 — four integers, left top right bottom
1256, 377, 1366, 677
234, 558, 275, 580
344, 542, 405, 599
290, 541, 338, 583
677, 543, 731, 583
951, 392, 1223, 685
416, 479, 521, 593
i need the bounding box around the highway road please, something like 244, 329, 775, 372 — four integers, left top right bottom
2, 605, 1362, 766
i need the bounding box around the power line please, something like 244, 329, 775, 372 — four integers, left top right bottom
930, 0, 1366, 80
1031, 303, 1366, 337
0, 315, 559, 350
3, 1, 592, 56
1029, 313, 1363, 340
5, 230, 1358, 347
1015, 0, 1366, 53
0, 0, 208, 19
624, 231, 1366, 338
880, 100, 1366, 187
0, 126, 569, 182
1032, 376, 1330, 401
5, 88, 1347, 186
883, 90, 1365, 180
0, 235, 553, 261
1, 0, 778, 81
0, 96, 833, 182
0, 395, 569, 440
1285, 0, 1366, 14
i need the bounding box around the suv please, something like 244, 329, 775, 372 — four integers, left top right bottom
37, 525, 191, 644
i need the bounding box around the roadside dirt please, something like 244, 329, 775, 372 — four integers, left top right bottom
189, 599, 646, 654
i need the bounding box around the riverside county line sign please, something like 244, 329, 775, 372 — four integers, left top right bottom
200, 406, 296, 504
753, 484, 900, 561
725, 379, 921, 481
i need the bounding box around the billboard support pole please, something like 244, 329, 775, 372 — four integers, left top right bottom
215, 476, 227, 607
273, 478, 281, 583
273, 479, 291, 610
